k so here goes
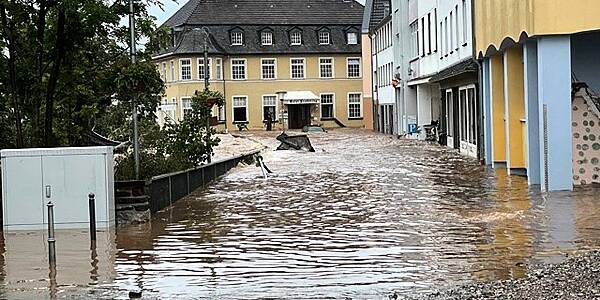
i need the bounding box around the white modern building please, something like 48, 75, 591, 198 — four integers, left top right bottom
388, 0, 480, 159
365, 0, 396, 134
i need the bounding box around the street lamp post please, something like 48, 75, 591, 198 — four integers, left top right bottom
129, 0, 140, 179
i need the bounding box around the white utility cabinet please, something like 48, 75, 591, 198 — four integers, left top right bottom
1, 146, 115, 230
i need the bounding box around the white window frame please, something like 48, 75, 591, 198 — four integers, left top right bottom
445, 89, 454, 138
181, 96, 192, 119
170, 60, 175, 81
347, 32, 358, 45
262, 94, 278, 121
347, 57, 361, 78
444, 17, 449, 56
230, 58, 247, 80
162, 97, 177, 123
439, 21, 444, 58
290, 31, 302, 45
290, 58, 305, 79
197, 58, 212, 80
449, 11, 454, 53
319, 57, 334, 79
231, 31, 243, 45
179, 58, 192, 81
320, 93, 335, 119
347, 92, 363, 119
261, 58, 277, 80
261, 31, 273, 46
218, 105, 225, 121
161, 62, 167, 81
409, 21, 418, 59
215, 58, 223, 80
232, 95, 249, 123
455, 5, 460, 50
318, 31, 330, 45
458, 84, 478, 146
462, 0, 468, 45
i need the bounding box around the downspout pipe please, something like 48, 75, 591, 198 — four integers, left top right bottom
471, 0, 485, 165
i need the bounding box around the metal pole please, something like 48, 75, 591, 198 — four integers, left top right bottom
88, 193, 97, 248
203, 34, 212, 163
47, 201, 56, 267
204, 44, 209, 90
130, 0, 140, 179
206, 114, 212, 164
223, 57, 228, 134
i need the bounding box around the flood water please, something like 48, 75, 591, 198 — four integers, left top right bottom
3, 129, 600, 299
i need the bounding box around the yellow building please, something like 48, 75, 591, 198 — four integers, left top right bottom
476, 0, 600, 191
153, 0, 365, 131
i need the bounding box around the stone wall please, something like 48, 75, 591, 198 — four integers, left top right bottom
572, 87, 600, 185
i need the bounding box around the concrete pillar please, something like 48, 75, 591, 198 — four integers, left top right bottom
537, 36, 573, 191
482, 59, 493, 165
503, 47, 527, 174
524, 41, 541, 185
490, 55, 507, 168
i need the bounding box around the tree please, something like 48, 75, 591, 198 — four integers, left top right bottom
0, 0, 169, 148
164, 89, 225, 167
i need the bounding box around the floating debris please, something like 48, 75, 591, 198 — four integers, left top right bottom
275, 132, 315, 152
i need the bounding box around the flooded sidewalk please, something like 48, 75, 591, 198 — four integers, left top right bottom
3, 129, 600, 299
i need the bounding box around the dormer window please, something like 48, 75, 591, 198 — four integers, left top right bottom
231, 31, 243, 45
347, 32, 358, 45
261, 31, 273, 46
318, 31, 330, 45
290, 31, 302, 45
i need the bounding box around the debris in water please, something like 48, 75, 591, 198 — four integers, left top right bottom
129, 290, 142, 299
276, 132, 315, 152
303, 125, 327, 133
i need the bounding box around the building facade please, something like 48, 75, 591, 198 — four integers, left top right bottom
476, 0, 600, 191
154, 0, 365, 131
386, 0, 479, 160
365, 0, 396, 134
429, 0, 479, 158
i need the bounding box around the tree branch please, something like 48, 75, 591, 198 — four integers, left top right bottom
1, 1, 24, 147
43, 8, 66, 147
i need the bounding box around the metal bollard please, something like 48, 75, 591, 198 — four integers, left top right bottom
88, 193, 97, 248
47, 201, 56, 267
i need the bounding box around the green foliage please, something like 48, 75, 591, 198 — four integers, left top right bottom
163, 89, 225, 167
0, 0, 170, 148
106, 88, 225, 181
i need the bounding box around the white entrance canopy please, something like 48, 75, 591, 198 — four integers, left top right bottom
282, 91, 320, 105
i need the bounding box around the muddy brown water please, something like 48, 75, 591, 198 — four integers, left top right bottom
2, 130, 600, 299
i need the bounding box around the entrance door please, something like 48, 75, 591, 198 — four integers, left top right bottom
458, 85, 478, 158
288, 104, 311, 129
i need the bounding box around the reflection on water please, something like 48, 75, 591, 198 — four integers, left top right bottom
3, 130, 600, 299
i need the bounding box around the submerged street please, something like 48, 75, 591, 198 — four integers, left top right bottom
4, 130, 600, 299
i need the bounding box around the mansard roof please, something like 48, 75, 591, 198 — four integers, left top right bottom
163, 0, 364, 27
155, 0, 364, 58
154, 25, 361, 57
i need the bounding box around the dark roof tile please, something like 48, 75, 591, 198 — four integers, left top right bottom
163, 0, 364, 27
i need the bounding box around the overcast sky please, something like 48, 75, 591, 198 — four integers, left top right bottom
150, 0, 366, 25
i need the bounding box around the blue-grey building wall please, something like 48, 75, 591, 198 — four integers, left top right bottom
537, 36, 573, 191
